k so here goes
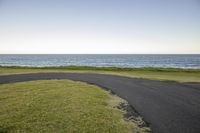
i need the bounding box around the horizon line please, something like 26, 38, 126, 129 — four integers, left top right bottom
0, 53, 200, 55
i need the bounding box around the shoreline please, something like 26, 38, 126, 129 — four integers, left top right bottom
1, 65, 200, 72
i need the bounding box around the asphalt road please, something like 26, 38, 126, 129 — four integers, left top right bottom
0, 73, 200, 133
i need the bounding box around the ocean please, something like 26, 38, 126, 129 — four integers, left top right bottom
0, 54, 199, 68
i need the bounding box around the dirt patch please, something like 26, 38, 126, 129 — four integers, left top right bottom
109, 93, 152, 133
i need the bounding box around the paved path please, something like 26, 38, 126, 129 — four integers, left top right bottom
0, 73, 200, 133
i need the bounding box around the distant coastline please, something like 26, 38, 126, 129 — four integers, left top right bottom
1, 65, 200, 72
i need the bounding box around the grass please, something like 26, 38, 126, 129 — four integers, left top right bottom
0, 80, 146, 133
0, 66, 200, 82
1, 66, 196, 132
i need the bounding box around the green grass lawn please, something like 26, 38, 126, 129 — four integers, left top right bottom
0, 66, 200, 82
0, 80, 149, 133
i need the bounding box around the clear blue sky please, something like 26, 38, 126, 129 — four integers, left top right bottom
0, 0, 199, 54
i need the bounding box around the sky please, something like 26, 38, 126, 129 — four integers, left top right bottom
0, 0, 200, 54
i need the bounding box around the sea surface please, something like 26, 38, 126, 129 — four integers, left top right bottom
0, 54, 200, 68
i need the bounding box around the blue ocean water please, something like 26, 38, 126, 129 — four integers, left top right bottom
0, 54, 199, 68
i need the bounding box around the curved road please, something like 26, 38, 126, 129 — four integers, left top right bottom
0, 73, 200, 133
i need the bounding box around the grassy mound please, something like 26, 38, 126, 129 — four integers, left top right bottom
0, 80, 134, 133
